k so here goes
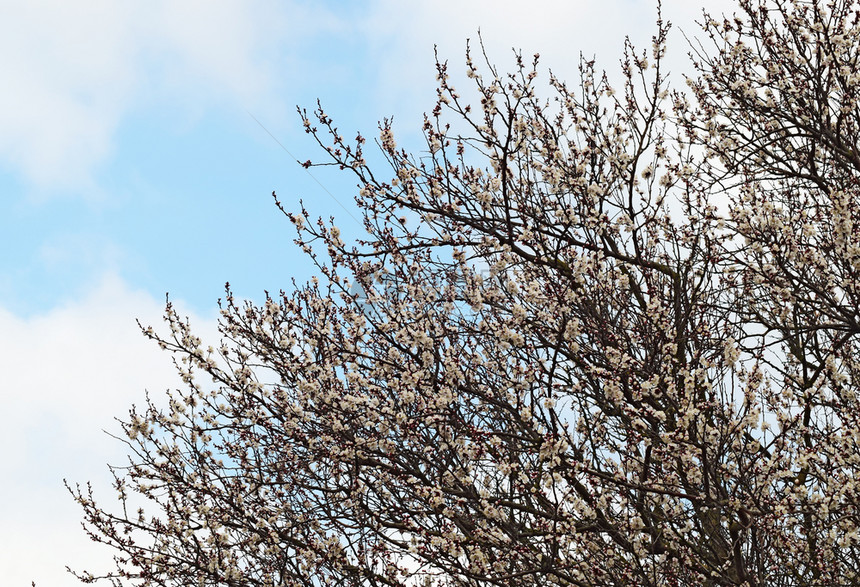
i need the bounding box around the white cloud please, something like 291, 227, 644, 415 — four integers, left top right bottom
0, 274, 219, 586
0, 0, 737, 197
358, 0, 738, 127
0, 0, 293, 196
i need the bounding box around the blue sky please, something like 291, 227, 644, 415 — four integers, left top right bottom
0, 1, 734, 584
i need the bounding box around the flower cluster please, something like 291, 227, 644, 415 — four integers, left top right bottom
69, 1, 860, 585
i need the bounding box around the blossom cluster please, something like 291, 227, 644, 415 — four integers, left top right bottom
70, 1, 860, 585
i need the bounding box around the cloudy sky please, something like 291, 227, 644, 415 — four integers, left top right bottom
0, 1, 735, 584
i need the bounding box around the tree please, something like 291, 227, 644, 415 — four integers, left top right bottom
69, 0, 860, 585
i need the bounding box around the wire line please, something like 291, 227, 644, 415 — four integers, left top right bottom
246, 110, 361, 225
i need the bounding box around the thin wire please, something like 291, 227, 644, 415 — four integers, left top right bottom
246, 110, 361, 225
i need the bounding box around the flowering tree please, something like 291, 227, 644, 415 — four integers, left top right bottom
70, 0, 860, 585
